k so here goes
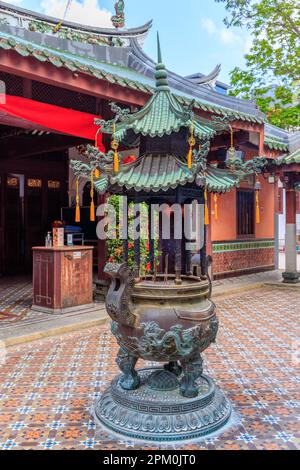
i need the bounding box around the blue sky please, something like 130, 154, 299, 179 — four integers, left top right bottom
4, 0, 251, 84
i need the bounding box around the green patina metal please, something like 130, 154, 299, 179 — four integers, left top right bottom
107, 154, 239, 194
98, 35, 217, 141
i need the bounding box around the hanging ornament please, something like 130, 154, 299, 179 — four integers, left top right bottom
90, 170, 95, 222
226, 125, 236, 162
94, 168, 100, 179
111, 122, 119, 173
255, 177, 261, 224
204, 189, 210, 225
214, 194, 218, 221
256, 190, 260, 224
75, 177, 80, 223
187, 121, 196, 169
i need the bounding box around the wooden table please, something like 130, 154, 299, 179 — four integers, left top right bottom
32, 246, 94, 314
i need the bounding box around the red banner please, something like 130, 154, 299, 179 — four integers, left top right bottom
0, 94, 104, 151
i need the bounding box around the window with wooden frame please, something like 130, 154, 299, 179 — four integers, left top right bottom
237, 189, 255, 237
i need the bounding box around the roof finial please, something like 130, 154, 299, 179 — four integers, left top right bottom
157, 31, 162, 64
155, 32, 169, 91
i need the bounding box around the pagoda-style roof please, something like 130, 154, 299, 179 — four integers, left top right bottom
107, 154, 239, 194
101, 36, 218, 142
110, 93, 216, 141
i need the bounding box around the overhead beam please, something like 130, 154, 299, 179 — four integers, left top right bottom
0, 132, 87, 160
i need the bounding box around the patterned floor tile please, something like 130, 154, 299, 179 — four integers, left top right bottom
0, 286, 299, 450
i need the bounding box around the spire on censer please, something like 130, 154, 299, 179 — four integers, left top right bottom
155, 32, 170, 91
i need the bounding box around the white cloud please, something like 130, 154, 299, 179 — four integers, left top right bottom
41, 0, 112, 28
201, 17, 240, 45
201, 18, 217, 35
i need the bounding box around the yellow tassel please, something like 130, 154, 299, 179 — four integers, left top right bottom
256, 191, 260, 224
204, 190, 209, 226
90, 201, 95, 222
214, 194, 218, 221
75, 177, 80, 223
114, 151, 119, 173
90, 170, 95, 222
53, 22, 62, 33
187, 147, 193, 169
94, 168, 100, 179
187, 121, 195, 169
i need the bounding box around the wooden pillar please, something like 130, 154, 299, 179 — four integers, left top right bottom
283, 183, 299, 283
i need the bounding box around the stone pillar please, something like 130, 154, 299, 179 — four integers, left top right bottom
283, 188, 299, 283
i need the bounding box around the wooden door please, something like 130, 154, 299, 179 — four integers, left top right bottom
25, 177, 44, 271
4, 174, 24, 274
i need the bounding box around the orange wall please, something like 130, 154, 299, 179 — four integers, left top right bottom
255, 175, 275, 239
211, 190, 237, 241
210, 175, 275, 242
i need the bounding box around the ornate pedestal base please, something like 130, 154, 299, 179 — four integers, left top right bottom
94, 368, 232, 442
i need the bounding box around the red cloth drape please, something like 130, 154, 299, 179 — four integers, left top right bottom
0, 94, 104, 151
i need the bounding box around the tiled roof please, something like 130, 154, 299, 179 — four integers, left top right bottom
0, 27, 265, 125
275, 148, 300, 166
108, 45, 218, 141
92, 155, 239, 194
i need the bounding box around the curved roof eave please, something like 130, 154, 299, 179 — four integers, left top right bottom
0, 1, 153, 37
128, 38, 265, 120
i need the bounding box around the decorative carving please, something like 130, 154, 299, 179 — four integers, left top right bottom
94, 369, 232, 441
104, 263, 136, 327
111, 1, 125, 29
112, 320, 218, 362
116, 347, 140, 390
105, 261, 219, 399
180, 352, 203, 398
28, 20, 124, 46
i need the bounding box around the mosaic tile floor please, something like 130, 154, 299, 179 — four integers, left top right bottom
0, 286, 299, 450
0, 270, 286, 328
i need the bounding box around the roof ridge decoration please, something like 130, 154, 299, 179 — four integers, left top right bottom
112, 0, 125, 29
0, 1, 152, 46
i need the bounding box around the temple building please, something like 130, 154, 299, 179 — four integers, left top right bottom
0, 1, 299, 281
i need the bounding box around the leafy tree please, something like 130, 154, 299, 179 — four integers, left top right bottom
215, 0, 300, 129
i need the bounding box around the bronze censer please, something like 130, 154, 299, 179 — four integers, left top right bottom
71, 40, 232, 441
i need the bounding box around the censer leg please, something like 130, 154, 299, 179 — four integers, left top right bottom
180, 352, 203, 398
116, 347, 140, 391
164, 361, 182, 377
